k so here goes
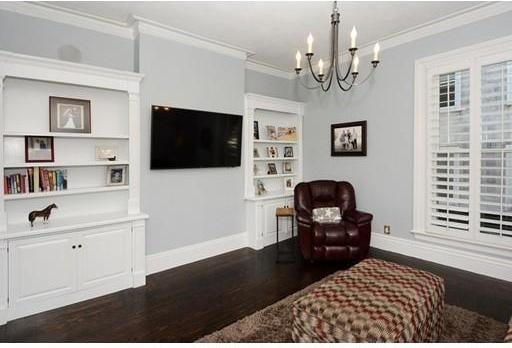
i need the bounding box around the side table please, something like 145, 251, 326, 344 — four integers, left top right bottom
275, 206, 295, 263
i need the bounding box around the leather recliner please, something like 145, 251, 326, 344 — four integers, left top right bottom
294, 180, 372, 262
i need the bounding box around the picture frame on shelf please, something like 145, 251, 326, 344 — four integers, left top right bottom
266, 146, 278, 158
283, 161, 293, 173
284, 146, 294, 158
255, 179, 267, 196
277, 126, 297, 141
25, 136, 54, 163
253, 120, 259, 140
267, 163, 278, 175
284, 177, 295, 192
49, 96, 91, 133
265, 125, 277, 140
106, 165, 127, 186
253, 148, 260, 158
95, 146, 118, 161
331, 120, 367, 156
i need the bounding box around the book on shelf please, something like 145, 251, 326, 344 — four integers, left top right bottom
4, 168, 68, 195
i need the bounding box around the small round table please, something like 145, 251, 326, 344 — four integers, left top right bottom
275, 207, 295, 263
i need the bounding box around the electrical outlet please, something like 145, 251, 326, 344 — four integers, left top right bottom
384, 225, 391, 234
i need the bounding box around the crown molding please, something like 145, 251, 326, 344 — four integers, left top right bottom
0, 1, 134, 39
245, 60, 294, 80
345, 1, 512, 61
131, 15, 252, 60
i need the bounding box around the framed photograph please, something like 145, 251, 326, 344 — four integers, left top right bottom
267, 163, 278, 175
331, 121, 367, 156
283, 161, 293, 173
284, 146, 294, 158
284, 177, 295, 192
255, 179, 267, 196
253, 120, 259, 140
50, 96, 91, 133
266, 146, 278, 158
25, 136, 54, 162
265, 125, 277, 140
277, 126, 297, 141
253, 148, 260, 158
106, 166, 127, 186
95, 146, 117, 161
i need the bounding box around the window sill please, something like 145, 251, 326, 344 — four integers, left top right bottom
411, 229, 512, 259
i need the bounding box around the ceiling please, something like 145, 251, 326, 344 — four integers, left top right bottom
46, 1, 484, 71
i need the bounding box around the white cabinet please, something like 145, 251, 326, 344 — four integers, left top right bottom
246, 196, 296, 250
9, 233, 77, 306
2, 217, 146, 324
78, 226, 131, 290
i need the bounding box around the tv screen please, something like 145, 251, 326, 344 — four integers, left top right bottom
150, 106, 243, 169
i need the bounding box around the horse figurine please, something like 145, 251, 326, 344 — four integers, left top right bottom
28, 203, 58, 227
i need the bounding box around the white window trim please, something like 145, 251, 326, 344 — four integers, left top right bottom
413, 34, 512, 253
439, 71, 463, 113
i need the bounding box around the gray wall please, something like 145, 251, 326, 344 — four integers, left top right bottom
0, 10, 133, 71
300, 11, 512, 241
245, 69, 300, 101
138, 34, 246, 255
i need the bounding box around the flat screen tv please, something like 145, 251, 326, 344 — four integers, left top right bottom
150, 105, 243, 169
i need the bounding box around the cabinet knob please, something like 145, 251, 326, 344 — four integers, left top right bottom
72, 245, 76, 249
78, 244, 82, 248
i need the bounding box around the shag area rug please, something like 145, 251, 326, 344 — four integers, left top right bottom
197, 273, 508, 343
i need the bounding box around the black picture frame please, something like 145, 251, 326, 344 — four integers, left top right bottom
49, 96, 91, 134
25, 136, 55, 163
331, 120, 367, 156
253, 120, 259, 140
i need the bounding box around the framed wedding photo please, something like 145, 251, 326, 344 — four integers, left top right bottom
106, 166, 127, 186
25, 136, 54, 162
267, 163, 278, 175
331, 120, 367, 156
50, 96, 91, 133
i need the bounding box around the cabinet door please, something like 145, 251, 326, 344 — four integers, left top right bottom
9, 233, 77, 305
78, 225, 131, 290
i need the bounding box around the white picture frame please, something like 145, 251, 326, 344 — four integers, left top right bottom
106, 165, 127, 186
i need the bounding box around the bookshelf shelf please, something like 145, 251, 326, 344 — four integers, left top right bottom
4, 161, 129, 169
3, 131, 129, 140
4, 185, 129, 200
253, 173, 296, 179
253, 140, 298, 144
253, 157, 297, 161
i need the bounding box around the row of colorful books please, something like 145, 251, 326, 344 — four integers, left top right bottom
4, 168, 68, 195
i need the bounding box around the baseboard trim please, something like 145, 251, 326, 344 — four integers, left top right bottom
146, 232, 248, 275
371, 233, 512, 283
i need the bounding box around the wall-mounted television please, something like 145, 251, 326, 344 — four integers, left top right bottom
150, 105, 243, 169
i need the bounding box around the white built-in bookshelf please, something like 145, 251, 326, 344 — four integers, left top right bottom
244, 94, 304, 201
0, 50, 147, 325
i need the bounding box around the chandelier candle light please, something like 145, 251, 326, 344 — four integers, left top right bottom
294, 1, 380, 92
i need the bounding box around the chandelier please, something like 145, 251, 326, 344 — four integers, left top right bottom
294, 1, 380, 92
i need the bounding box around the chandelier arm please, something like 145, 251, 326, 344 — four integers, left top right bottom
321, 66, 335, 91
336, 53, 354, 83
295, 75, 322, 90
335, 76, 353, 91
341, 67, 376, 87
306, 56, 327, 83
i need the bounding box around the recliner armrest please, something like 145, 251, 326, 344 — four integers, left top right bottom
344, 210, 373, 225
297, 213, 312, 226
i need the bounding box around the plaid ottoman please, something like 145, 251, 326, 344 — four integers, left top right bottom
292, 258, 445, 342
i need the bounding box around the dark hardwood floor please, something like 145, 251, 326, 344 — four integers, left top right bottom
0, 238, 511, 342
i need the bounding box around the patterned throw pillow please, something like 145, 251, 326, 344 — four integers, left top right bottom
312, 207, 342, 224
505, 318, 512, 342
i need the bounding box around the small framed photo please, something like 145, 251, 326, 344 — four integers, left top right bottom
284, 146, 294, 158
266, 146, 278, 158
255, 179, 267, 196
253, 148, 260, 158
253, 120, 259, 140
277, 126, 297, 141
106, 166, 127, 186
331, 120, 367, 156
25, 136, 54, 162
267, 163, 278, 175
266, 125, 277, 140
284, 177, 295, 192
50, 96, 91, 133
283, 161, 293, 173
95, 146, 117, 161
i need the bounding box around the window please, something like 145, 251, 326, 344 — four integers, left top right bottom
414, 38, 512, 249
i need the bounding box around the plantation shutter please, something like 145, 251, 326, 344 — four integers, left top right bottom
480, 60, 512, 238
428, 70, 471, 233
